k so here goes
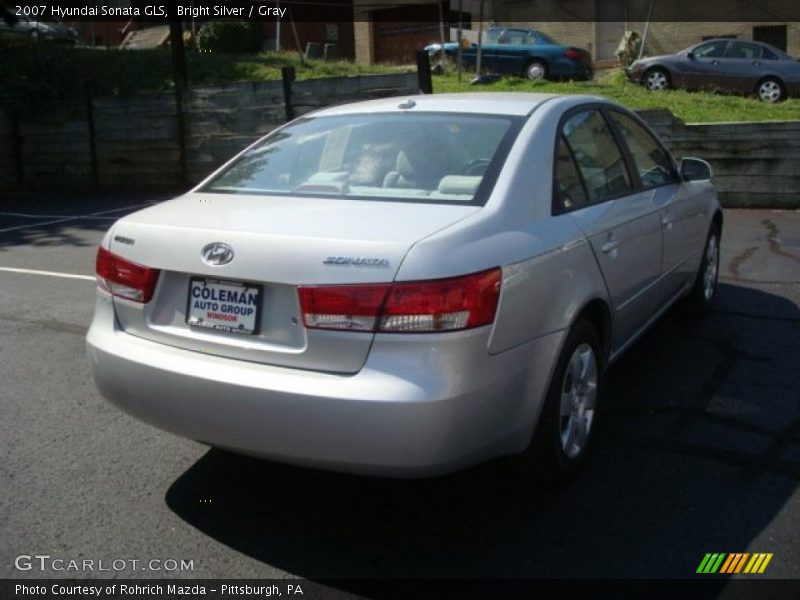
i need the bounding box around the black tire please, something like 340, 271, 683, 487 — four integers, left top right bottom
510, 319, 603, 484
681, 224, 721, 315
643, 67, 671, 91
523, 59, 547, 81
756, 77, 785, 103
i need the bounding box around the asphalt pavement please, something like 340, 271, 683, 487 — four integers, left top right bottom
1, 194, 798, 585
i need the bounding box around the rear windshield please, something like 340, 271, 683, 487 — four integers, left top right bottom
202, 112, 522, 205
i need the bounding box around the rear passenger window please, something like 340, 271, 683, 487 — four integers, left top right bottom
561, 110, 631, 203
554, 136, 588, 211
762, 47, 779, 60
727, 41, 763, 59
609, 111, 678, 188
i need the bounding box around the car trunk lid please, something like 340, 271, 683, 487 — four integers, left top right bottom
107, 193, 479, 373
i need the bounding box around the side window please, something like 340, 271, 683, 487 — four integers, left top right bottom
554, 136, 588, 212
608, 111, 678, 188
762, 46, 779, 60
561, 110, 631, 203
694, 41, 728, 58
505, 30, 528, 45
727, 41, 763, 59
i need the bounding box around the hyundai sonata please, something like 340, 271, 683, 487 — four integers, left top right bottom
87, 93, 721, 480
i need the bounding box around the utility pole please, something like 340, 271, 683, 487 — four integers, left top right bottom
456, 0, 463, 81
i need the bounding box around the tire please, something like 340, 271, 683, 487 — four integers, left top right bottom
524, 59, 547, 81
643, 67, 670, 91
510, 319, 603, 484
681, 224, 721, 315
756, 77, 785, 103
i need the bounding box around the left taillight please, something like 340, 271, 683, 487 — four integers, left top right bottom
96, 246, 160, 303
564, 47, 584, 60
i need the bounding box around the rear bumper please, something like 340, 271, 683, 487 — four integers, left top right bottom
87, 291, 564, 477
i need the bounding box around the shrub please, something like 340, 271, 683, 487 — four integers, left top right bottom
196, 21, 262, 54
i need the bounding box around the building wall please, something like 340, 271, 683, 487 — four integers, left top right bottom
354, 0, 470, 64
631, 22, 800, 57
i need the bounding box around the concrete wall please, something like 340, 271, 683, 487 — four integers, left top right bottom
0, 71, 419, 193
637, 109, 800, 208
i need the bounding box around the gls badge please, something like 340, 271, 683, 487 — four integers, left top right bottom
201, 243, 235, 266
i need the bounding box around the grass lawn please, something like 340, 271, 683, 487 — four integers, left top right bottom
432, 68, 800, 123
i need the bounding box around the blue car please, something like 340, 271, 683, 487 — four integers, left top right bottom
425, 27, 593, 81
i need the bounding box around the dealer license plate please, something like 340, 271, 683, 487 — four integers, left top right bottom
186, 278, 261, 335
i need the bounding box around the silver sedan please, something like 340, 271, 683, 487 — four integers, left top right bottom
87, 93, 722, 481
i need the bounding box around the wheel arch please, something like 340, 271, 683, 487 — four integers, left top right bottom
572, 297, 613, 371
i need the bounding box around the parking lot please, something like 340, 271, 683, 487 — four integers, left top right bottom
1, 193, 799, 584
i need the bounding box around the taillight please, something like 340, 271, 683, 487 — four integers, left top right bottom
96, 246, 160, 303
298, 268, 501, 334
564, 48, 583, 60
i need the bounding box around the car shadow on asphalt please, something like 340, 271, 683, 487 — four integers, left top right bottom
165, 283, 799, 582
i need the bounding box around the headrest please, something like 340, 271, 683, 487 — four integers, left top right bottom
437, 175, 482, 196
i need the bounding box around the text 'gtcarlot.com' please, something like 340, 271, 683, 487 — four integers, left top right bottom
14, 554, 194, 572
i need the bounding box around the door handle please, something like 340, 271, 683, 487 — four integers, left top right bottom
752, 61, 762, 66
661, 212, 673, 227
601, 239, 620, 254
710, 60, 720, 65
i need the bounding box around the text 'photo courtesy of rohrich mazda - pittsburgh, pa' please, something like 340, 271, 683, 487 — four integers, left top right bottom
87, 92, 721, 483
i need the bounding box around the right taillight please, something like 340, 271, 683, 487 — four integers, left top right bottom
96, 246, 160, 303
564, 47, 583, 60
298, 268, 501, 334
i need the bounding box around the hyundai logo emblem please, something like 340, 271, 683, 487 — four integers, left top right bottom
201, 242, 235, 266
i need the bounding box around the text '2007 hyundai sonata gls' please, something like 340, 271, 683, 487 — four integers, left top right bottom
87, 93, 722, 481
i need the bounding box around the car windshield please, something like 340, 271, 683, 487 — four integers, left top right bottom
202, 112, 521, 205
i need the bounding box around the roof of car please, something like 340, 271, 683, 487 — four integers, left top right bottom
311, 93, 600, 118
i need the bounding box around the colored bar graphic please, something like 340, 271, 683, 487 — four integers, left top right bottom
759, 554, 773, 573
699, 552, 773, 574
733, 553, 749, 573
697, 554, 713, 574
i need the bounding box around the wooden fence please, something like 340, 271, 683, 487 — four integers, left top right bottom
0, 71, 420, 193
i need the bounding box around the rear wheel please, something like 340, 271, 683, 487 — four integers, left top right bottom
756, 77, 784, 103
682, 224, 720, 314
511, 319, 602, 483
643, 67, 670, 91
524, 59, 547, 81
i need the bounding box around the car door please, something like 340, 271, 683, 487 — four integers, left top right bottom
719, 41, 767, 93
605, 109, 702, 303
477, 27, 504, 72
556, 108, 663, 350
492, 28, 530, 74
675, 40, 730, 89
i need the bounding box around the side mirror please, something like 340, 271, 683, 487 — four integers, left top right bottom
686, 50, 695, 59
680, 157, 713, 182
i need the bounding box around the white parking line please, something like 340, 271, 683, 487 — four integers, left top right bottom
0, 203, 153, 234
0, 266, 95, 282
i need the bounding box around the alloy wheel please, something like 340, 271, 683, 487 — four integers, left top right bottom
645, 70, 669, 91
559, 343, 598, 459
703, 233, 719, 301
758, 80, 782, 103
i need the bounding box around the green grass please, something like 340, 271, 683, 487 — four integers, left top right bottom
433, 67, 800, 123
0, 45, 404, 114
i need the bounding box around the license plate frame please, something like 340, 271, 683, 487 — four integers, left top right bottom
186, 277, 262, 335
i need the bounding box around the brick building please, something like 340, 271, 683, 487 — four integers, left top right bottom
354, 0, 797, 64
